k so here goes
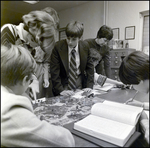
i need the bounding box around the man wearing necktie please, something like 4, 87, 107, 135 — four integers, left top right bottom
50, 20, 94, 96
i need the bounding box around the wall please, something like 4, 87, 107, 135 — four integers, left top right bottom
106, 1, 149, 50
58, 1, 104, 40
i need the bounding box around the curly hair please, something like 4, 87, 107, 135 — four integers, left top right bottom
22, 7, 59, 48
1, 44, 37, 87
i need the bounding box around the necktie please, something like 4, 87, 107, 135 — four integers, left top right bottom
68, 48, 77, 90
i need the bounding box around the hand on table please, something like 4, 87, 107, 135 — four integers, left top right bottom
60, 90, 75, 96
115, 82, 125, 87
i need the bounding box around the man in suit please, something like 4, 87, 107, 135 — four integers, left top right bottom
50, 20, 94, 96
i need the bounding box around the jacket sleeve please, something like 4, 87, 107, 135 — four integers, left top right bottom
50, 42, 64, 95
103, 52, 111, 78
42, 36, 56, 80
1, 96, 75, 147
84, 42, 94, 88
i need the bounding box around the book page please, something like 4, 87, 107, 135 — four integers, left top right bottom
74, 114, 135, 147
91, 101, 143, 126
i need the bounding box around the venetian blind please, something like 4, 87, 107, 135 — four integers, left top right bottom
142, 15, 149, 48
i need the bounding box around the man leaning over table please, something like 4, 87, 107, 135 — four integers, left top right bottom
50, 20, 94, 97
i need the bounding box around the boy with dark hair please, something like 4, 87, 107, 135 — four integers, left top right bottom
1, 44, 75, 147
119, 51, 149, 146
84, 25, 113, 78
50, 20, 94, 96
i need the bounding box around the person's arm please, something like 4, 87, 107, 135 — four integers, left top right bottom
50, 43, 64, 95
106, 77, 124, 86
2, 96, 75, 147
103, 52, 111, 78
95, 60, 105, 75
42, 36, 56, 88
94, 72, 123, 86
126, 100, 149, 110
140, 111, 149, 144
85, 44, 95, 89
94, 73, 107, 86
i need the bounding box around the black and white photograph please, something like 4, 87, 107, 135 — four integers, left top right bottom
1, 1, 149, 147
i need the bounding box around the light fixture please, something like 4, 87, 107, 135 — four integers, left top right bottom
24, 1, 39, 4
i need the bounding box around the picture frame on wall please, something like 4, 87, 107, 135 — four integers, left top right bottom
125, 26, 135, 40
59, 27, 66, 40
112, 28, 119, 39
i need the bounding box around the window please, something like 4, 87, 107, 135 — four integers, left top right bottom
142, 15, 149, 49
140, 10, 149, 55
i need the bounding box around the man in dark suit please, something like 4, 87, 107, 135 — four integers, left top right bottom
50, 21, 94, 96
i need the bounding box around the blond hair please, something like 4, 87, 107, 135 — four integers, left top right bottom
1, 44, 37, 86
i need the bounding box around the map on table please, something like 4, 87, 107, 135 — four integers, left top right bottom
33, 90, 104, 126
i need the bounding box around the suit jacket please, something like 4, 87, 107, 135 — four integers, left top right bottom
50, 39, 94, 95
1, 86, 75, 147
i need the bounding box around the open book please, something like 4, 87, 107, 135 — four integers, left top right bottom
74, 100, 143, 147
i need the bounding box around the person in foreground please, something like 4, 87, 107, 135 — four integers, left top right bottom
1, 44, 75, 147
50, 20, 94, 96
84, 25, 113, 78
119, 51, 149, 146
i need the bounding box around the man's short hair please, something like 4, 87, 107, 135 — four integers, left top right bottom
119, 51, 149, 85
97, 25, 113, 40
65, 20, 84, 38
1, 44, 37, 87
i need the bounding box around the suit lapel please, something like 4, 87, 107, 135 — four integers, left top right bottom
59, 40, 69, 74
79, 41, 87, 74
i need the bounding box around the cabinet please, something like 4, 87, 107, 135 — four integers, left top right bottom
110, 48, 136, 81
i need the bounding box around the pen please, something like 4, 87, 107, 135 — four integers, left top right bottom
125, 90, 138, 104
131, 91, 138, 102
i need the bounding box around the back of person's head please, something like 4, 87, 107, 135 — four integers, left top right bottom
1, 44, 37, 87
119, 51, 149, 85
65, 20, 84, 38
22, 7, 59, 47
97, 25, 113, 40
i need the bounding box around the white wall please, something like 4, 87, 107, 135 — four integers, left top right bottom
106, 1, 149, 50
58, 1, 104, 40
58, 1, 149, 50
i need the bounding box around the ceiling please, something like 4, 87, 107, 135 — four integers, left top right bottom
1, 1, 88, 26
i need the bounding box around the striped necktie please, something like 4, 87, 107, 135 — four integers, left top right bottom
68, 48, 77, 90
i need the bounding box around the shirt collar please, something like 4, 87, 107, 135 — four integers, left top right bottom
69, 44, 78, 54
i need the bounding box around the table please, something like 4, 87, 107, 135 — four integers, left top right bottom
33, 88, 139, 147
